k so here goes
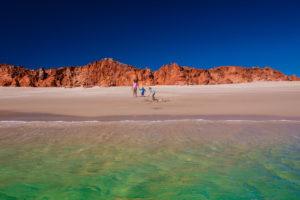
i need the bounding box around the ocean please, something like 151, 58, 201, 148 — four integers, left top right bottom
0, 120, 299, 199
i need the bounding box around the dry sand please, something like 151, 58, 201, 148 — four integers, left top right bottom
0, 81, 299, 121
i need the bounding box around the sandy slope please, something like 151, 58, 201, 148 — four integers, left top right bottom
0, 81, 299, 120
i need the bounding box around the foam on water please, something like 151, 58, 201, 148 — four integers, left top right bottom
0, 118, 300, 124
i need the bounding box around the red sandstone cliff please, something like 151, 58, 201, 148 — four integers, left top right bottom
0, 58, 299, 87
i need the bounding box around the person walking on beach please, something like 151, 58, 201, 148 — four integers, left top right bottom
132, 79, 138, 97
148, 87, 157, 101
139, 86, 146, 96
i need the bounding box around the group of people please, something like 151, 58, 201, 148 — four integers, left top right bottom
132, 80, 157, 101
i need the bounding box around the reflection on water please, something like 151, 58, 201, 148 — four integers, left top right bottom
0, 120, 300, 199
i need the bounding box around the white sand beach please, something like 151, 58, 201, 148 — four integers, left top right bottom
0, 81, 299, 121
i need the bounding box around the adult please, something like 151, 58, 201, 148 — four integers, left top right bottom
132, 80, 138, 97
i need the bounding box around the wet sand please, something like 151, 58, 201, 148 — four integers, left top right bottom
0, 81, 299, 121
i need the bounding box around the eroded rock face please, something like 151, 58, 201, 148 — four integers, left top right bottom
153, 64, 299, 85
0, 58, 299, 87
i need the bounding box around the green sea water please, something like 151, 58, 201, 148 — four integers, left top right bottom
0, 120, 299, 200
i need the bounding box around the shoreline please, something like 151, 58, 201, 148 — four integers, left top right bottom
1, 111, 300, 122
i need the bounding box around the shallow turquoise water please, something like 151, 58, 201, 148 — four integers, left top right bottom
0, 121, 299, 199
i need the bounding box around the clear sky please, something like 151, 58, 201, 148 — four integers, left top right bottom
1, 0, 300, 75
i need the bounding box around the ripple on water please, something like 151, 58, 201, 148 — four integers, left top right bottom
0, 120, 299, 199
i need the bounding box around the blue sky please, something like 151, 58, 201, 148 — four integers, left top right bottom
1, 0, 300, 75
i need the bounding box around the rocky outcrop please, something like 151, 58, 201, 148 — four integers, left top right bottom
0, 58, 299, 87
154, 63, 300, 85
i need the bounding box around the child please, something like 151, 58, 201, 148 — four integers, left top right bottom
148, 87, 157, 101
139, 86, 146, 96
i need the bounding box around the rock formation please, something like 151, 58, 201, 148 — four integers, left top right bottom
0, 58, 299, 87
